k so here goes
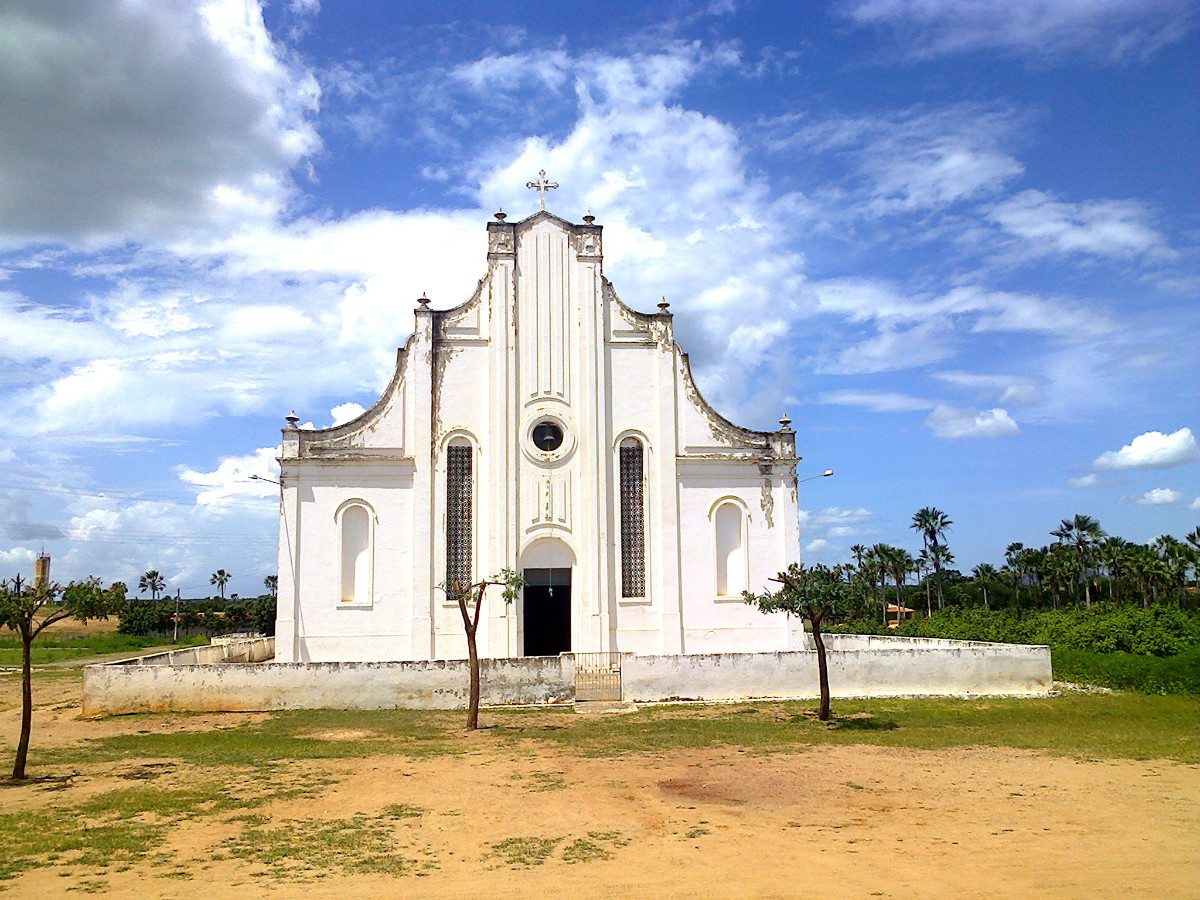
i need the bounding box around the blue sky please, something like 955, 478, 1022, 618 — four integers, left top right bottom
1, 0, 1197, 599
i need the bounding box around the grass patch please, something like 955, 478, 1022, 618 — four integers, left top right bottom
0, 633, 207, 667
487, 693, 1200, 762
0, 808, 167, 882
561, 831, 629, 863
47, 708, 454, 769
223, 815, 430, 878
486, 836, 562, 868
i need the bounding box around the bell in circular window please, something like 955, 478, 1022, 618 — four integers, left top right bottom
532, 421, 564, 452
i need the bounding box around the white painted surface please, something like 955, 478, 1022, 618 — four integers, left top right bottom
275, 210, 803, 663
83, 638, 1052, 715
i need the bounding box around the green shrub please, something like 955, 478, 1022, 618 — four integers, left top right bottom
1053, 647, 1200, 695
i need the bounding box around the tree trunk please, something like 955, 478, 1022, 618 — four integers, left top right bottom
810, 615, 831, 722
457, 594, 481, 731
12, 625, 33, 780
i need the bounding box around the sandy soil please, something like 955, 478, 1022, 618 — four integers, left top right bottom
2, 675, 1197, 899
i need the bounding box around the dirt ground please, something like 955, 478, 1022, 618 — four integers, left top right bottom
2, 674, 1198, 899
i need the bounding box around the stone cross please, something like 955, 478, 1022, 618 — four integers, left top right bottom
525, 170, 559, 210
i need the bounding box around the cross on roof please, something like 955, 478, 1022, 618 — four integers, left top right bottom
525, 170, 559, 210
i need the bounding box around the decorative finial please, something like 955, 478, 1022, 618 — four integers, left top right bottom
525, 169, 559, 210
582, 210, 595, 224
779, 413, 793, 432
285, 410, 300, 428
494, 208, 507, 221
418, 292, 431, 308
658, 298, 670, 313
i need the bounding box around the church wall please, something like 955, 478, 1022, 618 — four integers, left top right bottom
283, 463, 418, 662
675, 467, 791, 654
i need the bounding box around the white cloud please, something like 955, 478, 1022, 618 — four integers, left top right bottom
331, 402, 366, 426
176, 447, 280, 507
782, 104, 1024, 218
1138, 488, 1182, 505
818, 390, 933, 413
0, 0, 320, 246
838, 0, 1195, 63
803, 538, 833, 557
1069, 473, 1098, 488
0, 546, 37, 570
1092, 427, 1200, 471
925, 405, 1019, 439
986, 190, 1171, 261
1190, 497, 1200, 510
934, 371, 1043, 407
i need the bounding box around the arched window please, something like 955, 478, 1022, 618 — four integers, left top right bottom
715, 501, 746, 598
446, 439, 474, 595
339, 502, 373, 605
619, 437, 645, 598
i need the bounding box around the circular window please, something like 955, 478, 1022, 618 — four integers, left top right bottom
532, 421, 564, 452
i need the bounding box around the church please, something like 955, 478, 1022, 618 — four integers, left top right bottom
274, 183, 805, 663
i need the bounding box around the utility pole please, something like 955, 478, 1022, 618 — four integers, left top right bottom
173, 589, 181, 643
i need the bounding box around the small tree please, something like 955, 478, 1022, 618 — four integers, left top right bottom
744, 563, 862, 721
210, 569, 232, 600
264, 575, 278, 600
444, 569, 525, 730
1, 575, 125, 780
139, 569, 165, 601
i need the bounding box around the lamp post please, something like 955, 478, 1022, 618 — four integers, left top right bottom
799, 469, 834, 484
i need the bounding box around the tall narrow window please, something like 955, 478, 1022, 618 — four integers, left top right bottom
340, 503, 372, 604
446, 440, 473, 595
619, 437, 645, 597
715, 502, 745, 597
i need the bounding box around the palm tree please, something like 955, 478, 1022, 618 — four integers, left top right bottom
264, 575, 278, 600
1004, 542, 1026, 610
1051, 514, 1105, 607
916, 549, 933, 617
210, 569, 232, 600
869, 543, 892, 623
1095, 537, 1129, 604
882, 546, 914, 625
972, 563, 998, 609
1153, 535, 1194, 608
911, 507, 952, 608
138, 570, 165, 601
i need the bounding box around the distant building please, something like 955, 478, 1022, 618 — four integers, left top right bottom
275, 206, 806, 662
34, 551, 51, 592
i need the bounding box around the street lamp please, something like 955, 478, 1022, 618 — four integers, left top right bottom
249, 474, 280, 485
798, 469, 834, 484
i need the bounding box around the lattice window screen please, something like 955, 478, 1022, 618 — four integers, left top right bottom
619, 440, 645, 597
446, 443, 473, 596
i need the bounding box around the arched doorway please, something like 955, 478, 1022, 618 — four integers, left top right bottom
519, 539, 575, 657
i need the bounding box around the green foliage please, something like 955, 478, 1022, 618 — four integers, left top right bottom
0, 632, 206, 666
744, 562, 863, 622
832, 605, 1200, 657
1053, 647, 1200, 695
248, 594, 277, 635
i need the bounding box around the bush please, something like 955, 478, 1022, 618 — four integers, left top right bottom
1053, 647, 1200, 695
831, 605, 1200, 656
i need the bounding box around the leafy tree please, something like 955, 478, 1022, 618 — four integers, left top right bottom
0, 575, 125, 780
138, 569, 165, 601
744, 563, 863, 721
911, 507, 952, 608
972, 563, 999, 609
443, 569, 525, 730
264, 574, 278, 600
210, 569, 232, 600
1051, 515, 1105, 607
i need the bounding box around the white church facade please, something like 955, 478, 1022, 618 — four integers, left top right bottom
274, 202, 806, 663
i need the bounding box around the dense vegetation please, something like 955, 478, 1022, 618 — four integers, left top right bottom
117, 594, 276, 638
821, 509, 1200, 694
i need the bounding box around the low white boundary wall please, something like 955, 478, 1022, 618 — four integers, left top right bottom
83, 635, 1051, 715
